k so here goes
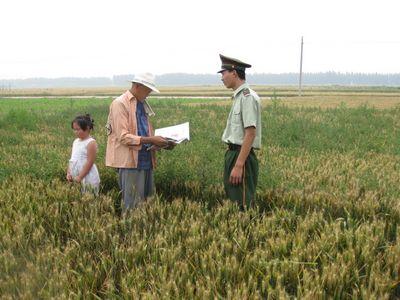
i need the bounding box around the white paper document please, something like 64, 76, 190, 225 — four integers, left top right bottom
155, 122, 190, 144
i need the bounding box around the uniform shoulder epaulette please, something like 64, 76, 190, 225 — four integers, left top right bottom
243, 88, 250, 96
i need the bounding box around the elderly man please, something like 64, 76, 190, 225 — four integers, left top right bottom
218, 54, 262, 209
106, 73, 171, 211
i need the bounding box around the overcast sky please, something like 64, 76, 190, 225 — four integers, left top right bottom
1, 0, 400, 79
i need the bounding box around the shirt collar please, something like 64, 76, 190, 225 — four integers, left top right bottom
143, 100, 155, 117
124, 90, 155, 116
125, 90, 135, 101
233, 82, 249, 98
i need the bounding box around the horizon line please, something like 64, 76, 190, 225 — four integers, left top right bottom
2, 71, 400, 81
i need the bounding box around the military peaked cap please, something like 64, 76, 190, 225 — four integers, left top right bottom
218, 54, 252, 73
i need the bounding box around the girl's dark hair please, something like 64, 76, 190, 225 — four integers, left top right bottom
71, 114, 94, 130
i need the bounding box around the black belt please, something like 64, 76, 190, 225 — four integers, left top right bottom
228, 144, 254, 153
228, 144, 241, 150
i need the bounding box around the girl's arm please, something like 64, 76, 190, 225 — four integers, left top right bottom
75, 140, 97, 183
67, 144, 73, 181
66, 165, 73, 181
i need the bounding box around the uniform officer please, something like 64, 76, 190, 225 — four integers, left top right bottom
218, 54, 262, 209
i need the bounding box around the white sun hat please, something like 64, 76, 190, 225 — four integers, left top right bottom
129, 72, 160, 93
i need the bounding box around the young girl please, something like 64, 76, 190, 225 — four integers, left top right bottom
66, 114, 100, 195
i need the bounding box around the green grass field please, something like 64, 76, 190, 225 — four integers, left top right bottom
1, 93, 400, 298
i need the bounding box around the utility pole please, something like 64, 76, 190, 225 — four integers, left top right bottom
299, 36, 304, 96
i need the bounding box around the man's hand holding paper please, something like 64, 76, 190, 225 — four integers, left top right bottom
148, 122, 190, 151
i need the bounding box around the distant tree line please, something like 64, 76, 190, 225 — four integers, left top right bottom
2, 72, 400, 88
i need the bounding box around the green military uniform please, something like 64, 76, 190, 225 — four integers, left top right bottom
219, 54, 262, 209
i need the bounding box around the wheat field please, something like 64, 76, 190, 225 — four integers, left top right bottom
1, 91, 400, 298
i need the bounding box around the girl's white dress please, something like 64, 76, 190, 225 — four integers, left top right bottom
69, 137, 100, 193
